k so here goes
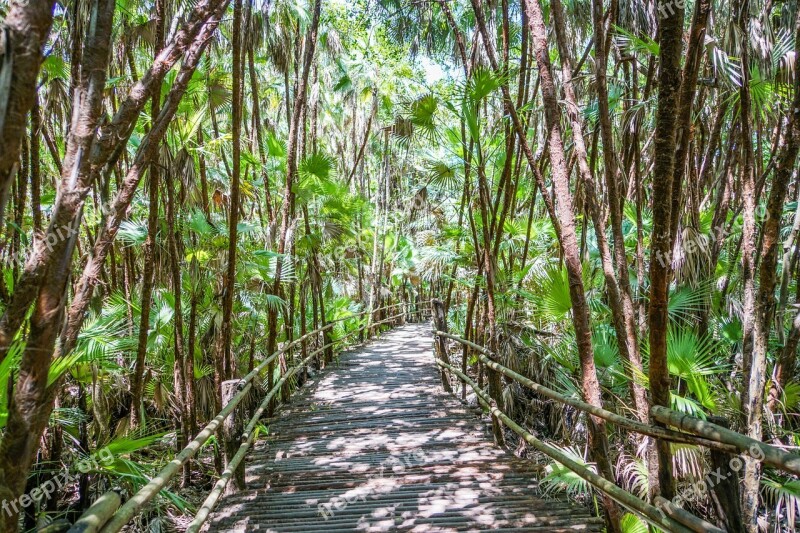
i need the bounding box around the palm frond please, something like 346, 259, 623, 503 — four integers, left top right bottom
540, 445, 595, 498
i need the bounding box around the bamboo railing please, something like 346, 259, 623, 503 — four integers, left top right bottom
69, 300, 428, 533
185, 309, 416, 533
432, 326, 800, 533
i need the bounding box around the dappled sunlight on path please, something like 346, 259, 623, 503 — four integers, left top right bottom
205, 324, 603, 532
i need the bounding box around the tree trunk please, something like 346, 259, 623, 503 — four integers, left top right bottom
0, 0, 114, 525
524, 0, 621, 529
55, 0, 229, 360
668, 0, 712, 248
248, 39, 273, 223
431, 299, 453, 393
220, 0, 244, 384
551, 0, 648, 426
647, 0, 686, 502
187, 274, 199, 438
131, 0, 166, 427
0, 0, 231, 367
166, 153, 190, 485
0, 0, 56, 229
29, 96, 42, 234
267, 0, 322, 407
736, 1, 763, 529
743, 7, 800, 528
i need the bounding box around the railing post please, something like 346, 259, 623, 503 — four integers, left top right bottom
707, 416, 745, 533
221, 380, 246, 493
321, 315, 334, 365
300, 287, 308, 383
431, 299, 453, 393
322, 326, 334, 364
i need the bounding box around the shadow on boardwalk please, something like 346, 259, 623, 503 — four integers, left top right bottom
205, 323, 604, 532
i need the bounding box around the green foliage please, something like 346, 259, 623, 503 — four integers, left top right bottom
620, 513, 648, 533
762, 474, 800, 528
529, 264, 573, 321
612, 26, 660, 56
540, 446, 594, 498
10, 0, 800, 529
299, 152, 335, 181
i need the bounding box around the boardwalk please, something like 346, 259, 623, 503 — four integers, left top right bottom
206, 323, 604, 532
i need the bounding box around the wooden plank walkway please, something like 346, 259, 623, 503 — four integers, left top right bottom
205, 323, 604, 532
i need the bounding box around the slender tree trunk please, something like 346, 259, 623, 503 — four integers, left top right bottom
347, 99, 375, 185
197, 128, 211, 216
248, 40, 273, 223
166, 157, 190, 485
469, 0, 560, 237
0, 0, 114, 524
648, 0, 686, 501
30, 97, 42, 234
0, 0, 231, 368
0, 0, 56, 229
743, 7, 800, 527
267, 0, 322, 391
524, 0, 621, 529
773, 225, 800, 410
220, 0, 244, 385
668, 0, 712, 248
55, 0, 229, 360
551, 0, 648, 426
11, 142, 29, 278
775, 281, 800, 408
736, 2, 763, 529
186, 270, 199, 437
131, 0, 166, 427
775, 182, 800, 347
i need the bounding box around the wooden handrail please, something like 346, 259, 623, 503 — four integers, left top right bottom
434, 331, 738, 452
67, 492, 121, 533
74, 303, 428, 533
433, 329, 800, 533
435, 358, 711, 533
651, 406, 800, 476
185, 310, 412, 532
434, 330, 800, 474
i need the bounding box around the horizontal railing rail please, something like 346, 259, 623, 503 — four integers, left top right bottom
70, 300, 429, 533
186, 309, 414, 533
434, 358, 705, 533
434, 331, 737, 452
433, 328, 800, 533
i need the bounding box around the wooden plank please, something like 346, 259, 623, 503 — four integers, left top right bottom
205, 324, 605, 532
